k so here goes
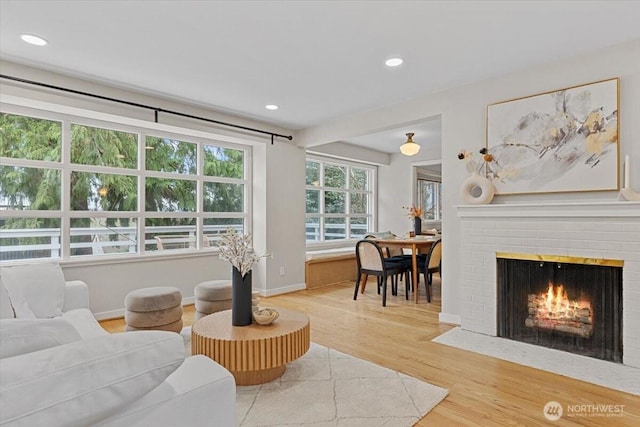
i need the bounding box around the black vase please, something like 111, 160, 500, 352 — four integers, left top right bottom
231, 267, 253, 326
414, 217, 422, 236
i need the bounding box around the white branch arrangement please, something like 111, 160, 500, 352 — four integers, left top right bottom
217, 228, 271, 278
458, 148, 494, 175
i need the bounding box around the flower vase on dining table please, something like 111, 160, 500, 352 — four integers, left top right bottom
231, 267, 253, 326
413, 217, 422, 236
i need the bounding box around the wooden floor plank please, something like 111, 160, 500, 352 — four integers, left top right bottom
100, 277, 640, 426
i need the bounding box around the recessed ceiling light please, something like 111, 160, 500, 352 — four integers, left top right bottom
20, 33, 48, 46
265, 104, 279, 110
385, 57, 404, 67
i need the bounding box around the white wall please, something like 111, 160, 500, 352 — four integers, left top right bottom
252, 141, 307, 297
299, 38, 640, 324
62, 254, 229, 319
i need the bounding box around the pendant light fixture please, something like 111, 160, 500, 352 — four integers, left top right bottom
399, 132, 420, 156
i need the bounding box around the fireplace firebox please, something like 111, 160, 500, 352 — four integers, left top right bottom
497, 253, 623, 363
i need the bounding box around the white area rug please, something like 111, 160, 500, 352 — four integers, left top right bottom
235, 343, 448, 427
433, 327, 640, 396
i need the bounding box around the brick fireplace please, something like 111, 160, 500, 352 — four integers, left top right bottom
457, 201, 640, 368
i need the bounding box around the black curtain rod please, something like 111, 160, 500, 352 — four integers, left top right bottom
0, 74, 293, 142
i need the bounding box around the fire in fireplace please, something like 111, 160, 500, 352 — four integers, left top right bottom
526, 282, 593, 338
497, 253, 623, 363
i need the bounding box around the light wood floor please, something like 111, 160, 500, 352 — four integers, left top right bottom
100, 277, 639, 426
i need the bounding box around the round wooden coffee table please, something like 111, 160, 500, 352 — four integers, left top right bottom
191, 308, 310, 385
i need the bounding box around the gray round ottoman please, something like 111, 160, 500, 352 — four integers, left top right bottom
194, 280, 232, 320
125, 286, 183, 333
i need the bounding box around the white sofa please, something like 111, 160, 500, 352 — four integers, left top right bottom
0, 263, 236, 427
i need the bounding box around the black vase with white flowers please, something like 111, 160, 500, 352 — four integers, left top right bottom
217, 228, 270, 327
231, 267, 252, 326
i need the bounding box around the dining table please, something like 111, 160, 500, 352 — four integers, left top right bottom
371, 236, 437, 303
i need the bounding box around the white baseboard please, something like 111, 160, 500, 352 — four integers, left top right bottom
438, 312, 461, 325
261, 282, 306, 297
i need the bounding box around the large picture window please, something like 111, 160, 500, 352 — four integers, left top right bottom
0, 108, 250, 262
305, 157, 374, 243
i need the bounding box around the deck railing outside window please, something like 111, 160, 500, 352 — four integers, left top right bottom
0, 224, 243, 261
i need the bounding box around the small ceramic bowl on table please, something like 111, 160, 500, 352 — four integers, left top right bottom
253, 308, 279, 325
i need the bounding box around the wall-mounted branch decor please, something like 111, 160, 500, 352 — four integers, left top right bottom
486, 78, 619, 195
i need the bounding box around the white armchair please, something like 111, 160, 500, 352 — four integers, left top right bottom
1, 262, 80, 318
1, 279, 88, 319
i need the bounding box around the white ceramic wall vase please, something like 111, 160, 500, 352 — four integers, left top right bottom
460, 172, 495, 205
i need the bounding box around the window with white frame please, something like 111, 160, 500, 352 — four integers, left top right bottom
417, 178, 442, 221
0, 108, 250, 261
305, 157, 374, 243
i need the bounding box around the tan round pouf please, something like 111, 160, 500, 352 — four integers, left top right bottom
194, 280, 232, 320
125, 318, 184, 333
124, 287, 183, 333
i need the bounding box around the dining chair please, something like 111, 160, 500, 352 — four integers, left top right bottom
418, 239, 442, 303
354, 240, 406, 306
382, 245, 413, 295
363, 234, 412, 297
358, 236, 388, 294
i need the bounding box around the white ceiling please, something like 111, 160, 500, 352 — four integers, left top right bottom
1, 1, 640, 153
341, 117, 442, 156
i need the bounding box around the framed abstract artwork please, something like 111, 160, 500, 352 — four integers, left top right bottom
486, 78, 619, 195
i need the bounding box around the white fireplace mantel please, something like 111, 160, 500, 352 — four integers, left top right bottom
456, 201, 640, 218
457, 199, 640, 368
